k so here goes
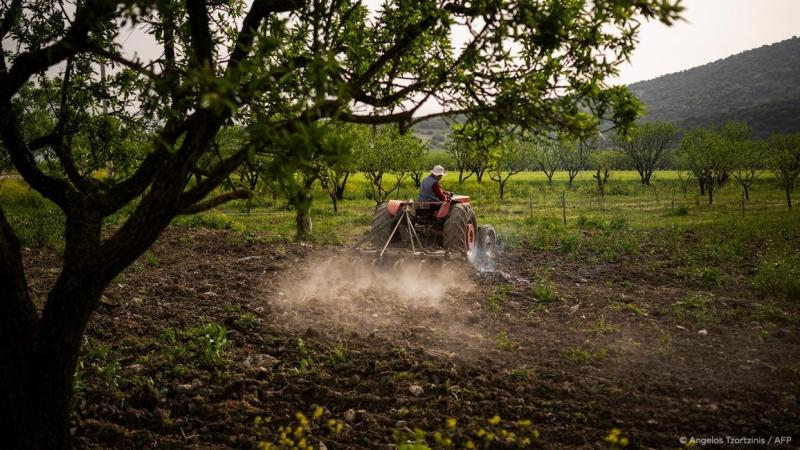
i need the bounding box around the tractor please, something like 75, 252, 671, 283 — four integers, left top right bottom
357, 193, 497, 265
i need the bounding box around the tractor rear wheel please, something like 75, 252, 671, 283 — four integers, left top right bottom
443, 203, 477, 261
371, 203, 396, 248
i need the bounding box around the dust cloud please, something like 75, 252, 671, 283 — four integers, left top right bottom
268, 254, 486, 352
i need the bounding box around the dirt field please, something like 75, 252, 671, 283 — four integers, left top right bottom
24, 227, 799, 449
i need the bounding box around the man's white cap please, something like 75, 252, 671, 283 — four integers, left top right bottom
430, 165, 447, 176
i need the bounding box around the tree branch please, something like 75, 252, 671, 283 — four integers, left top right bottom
96, 118, 186, 215
0, 105, 75, 209
83, 43, 159, 80
0, 0, 118, 103
178, 147, 250, 208
0, 0, 22, 39
178, 189, 252, 215
354, 11, 440, 86
185, 0, 213, 70
225, 0, 304, 77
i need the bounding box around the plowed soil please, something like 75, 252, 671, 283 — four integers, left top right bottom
23, 227, 800, 449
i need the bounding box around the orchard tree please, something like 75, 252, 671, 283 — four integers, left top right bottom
717, 121, 752, 187
487, 138, 534, 200
680, 127, 732, 204
444, 134, 470, 183
356, 126, 422, 204
613, 121, 677, 186
448, 122, 494, 183
0, 0, 682, 447
409, 149, 439, 188
730, 139, 765, 201
560, 135, 597, 187
590, 149, 625, 198
768, 133, 800, 208
314, 122, 364, 210
533, 139, 561, 185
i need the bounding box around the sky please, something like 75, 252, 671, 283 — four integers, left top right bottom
614, 0, 800, 84
109, 0, 800, 87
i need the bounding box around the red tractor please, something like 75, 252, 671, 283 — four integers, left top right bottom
363, 194, 497, 264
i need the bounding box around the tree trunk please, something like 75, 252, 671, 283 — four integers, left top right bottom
411, 173, 422, 188
0, 208, 38, 448
787, 188, 793, 209
698, 178, 705, 196
546, 173, 553, 185
744, 185, 750, 200
295, 179, 315, 240
334, 173, 349, 201
296, 203, 312, 240
499, 181, 505, 200
2, 203, 109, 449
707, 177, 714, 205
330, 192, 338, 213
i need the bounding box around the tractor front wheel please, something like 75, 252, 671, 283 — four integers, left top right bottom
443, 203, 477, 261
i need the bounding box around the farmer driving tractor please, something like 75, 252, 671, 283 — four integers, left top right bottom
417, 165, 450, 202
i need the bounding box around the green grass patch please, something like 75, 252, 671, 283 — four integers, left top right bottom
531, 279, 558, 303
753, 252, 800, 302
670, 294, 719, 326
566, 347, 608, 365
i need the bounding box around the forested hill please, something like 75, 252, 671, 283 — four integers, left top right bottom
413, 37, 800, 143
628, 36, 800, 137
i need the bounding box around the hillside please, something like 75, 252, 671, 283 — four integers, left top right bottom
414, 37, 800, 142
629, 36, 800, 137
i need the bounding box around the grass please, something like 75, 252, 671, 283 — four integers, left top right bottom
495, 330, 516, 351
585, 315, 620, 335
670, 294, 719, 326
487, 285, 511, 312
566, 347, 608, 365
608, 301, 646, 316
531, 279, 558, 303
159, 322, 231, 371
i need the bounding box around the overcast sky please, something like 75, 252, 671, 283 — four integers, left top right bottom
111, 0, 799, 86
614, 0, 800, 84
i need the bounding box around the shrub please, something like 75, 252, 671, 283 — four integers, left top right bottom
532, 279, 558, 302
753, 253, 800, 301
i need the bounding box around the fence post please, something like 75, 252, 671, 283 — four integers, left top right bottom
741, 190, 745, 216
671, 187, 676, 210
528, 188, 533, 218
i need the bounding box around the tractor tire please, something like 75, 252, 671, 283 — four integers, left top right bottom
371, 203, 397, 248
477, 225, 497, 260
443, 203, 477, 261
